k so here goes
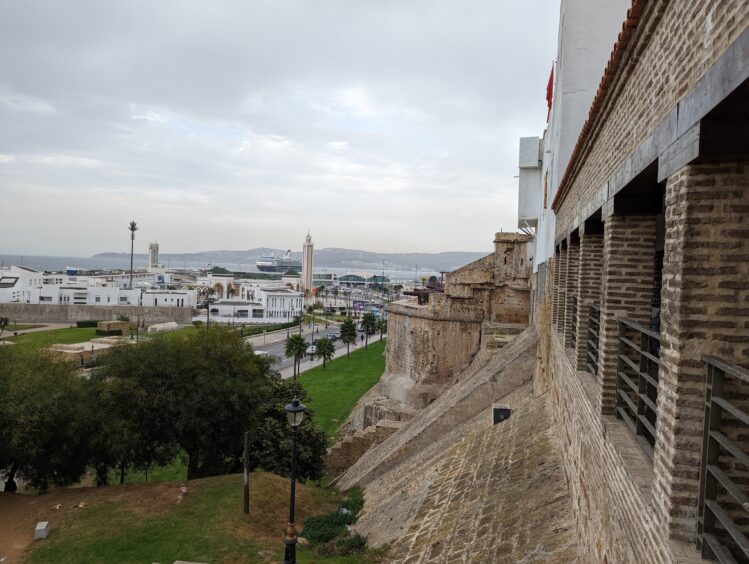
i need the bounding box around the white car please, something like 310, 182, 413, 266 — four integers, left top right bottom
306, 345, 317, 355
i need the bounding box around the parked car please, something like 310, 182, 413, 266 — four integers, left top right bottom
325, 332, 339, 341
306, 345, 317, 355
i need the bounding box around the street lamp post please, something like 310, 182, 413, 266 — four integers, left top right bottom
283, 398, 306, 564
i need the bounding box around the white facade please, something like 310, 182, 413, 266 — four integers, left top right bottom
141, 289, 196, 308
201, 286, 303, 324
0, 266, 44, 303
518, 0, 631, 272
301, 232, 314, 292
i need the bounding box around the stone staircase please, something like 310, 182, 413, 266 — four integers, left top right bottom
482, 321, 527, 350
325, 420, 404, 479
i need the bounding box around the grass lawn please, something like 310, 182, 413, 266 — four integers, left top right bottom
23, 473, 343, 564
7, 327, 98, 354
299, 340, 386, 438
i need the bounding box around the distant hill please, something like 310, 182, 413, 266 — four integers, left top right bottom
93, 247, 489, 272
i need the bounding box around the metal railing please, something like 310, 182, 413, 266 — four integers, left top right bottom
570, 296, 578, 348
616, 319, 660, 459
586, 305, 600, 376
698, 356, 749, 563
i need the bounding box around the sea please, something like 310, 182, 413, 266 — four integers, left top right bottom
0, 254, 436, 282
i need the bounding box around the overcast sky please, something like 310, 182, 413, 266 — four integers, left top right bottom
0, 1, 558, 256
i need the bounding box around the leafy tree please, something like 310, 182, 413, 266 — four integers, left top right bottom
340, 319, 357, 358
376, 318, 388, 340
315, 337, 335, 368
0, 348, 96, 491
100, 328, 270, 480
250, 377, 328, 481
393, 284, 403, 301
284, 334, 308, 379
361, 313, 377, 349
0, 316, 8, 338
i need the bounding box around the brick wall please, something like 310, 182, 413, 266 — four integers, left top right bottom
575, 231, 604, 371
546, 332, 676, 563
555, 0, 749, 236
555, 246, 568, 332
552, 251, 561, 328
564, 239, 580, 349
653, 162, 749, 543
597, 215, 657, 415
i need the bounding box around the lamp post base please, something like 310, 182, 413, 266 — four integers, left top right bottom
283, 536, 297, 564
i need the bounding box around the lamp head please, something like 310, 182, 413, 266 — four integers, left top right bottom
285, 398, 306, 427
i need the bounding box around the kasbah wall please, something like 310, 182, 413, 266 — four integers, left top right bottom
0, 303, 193, 325
381, 232, 532, 409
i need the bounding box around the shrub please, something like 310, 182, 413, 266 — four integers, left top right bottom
300, 510, 355, 545
76, 320, 100, 328
192, 320, 203, 327
116, 314, 131, 322
96, 329, 123, 336
342, 487, 364, 515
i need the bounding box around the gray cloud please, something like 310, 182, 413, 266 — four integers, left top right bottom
0, 0, 558, 256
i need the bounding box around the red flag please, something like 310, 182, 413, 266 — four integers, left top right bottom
546, 63, 554, 122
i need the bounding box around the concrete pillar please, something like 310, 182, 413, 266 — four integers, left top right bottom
564, 235, 580, 349
556, 243, 568, 333
575, 224, 604, 372
652, 162, 749, 543
596, 214, 657, 416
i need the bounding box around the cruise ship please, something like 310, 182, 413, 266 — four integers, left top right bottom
255, 250, 302, 273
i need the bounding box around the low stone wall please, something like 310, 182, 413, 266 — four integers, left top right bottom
0, 303, 192, 325
325, 420, 403, 479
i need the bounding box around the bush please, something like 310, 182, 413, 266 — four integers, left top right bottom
192, 320, 203, 327
301, 510, 355, 545
96, 329, 122, 336
76, 320, 100, 328
342, 487, 364, 514
117, 314, 131, 322
313, 534, 367, 558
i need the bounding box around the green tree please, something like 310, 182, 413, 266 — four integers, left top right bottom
0, 348, 95, 491
315, 337, 335, 368
362, 312, 377, 349
376, 318, 388, 340
284, 334, 308, 379
340, 318, 357, 358
0, 316, 8, 338
250, 377, 328, 481
100, 328, 270, 480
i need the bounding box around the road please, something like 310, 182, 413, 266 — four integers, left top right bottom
249, 325, 381, 378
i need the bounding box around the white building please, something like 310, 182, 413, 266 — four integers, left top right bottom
141, 289, 196, 308
518, 0, 631, 273
200, 285, 303, 324
301, 232, 314, 293
0, 266, 44, 303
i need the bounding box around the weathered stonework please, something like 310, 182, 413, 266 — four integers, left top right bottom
574, 229, 603, 372
563, 236, 580, 349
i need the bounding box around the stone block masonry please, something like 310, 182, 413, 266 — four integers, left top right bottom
575, 229, 604, 372
653, 162, 749, 543
596, 214, 657, 416
556, 244, 568, 332
0, 303, 193, 325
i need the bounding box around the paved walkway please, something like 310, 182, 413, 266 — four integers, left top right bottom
0, 322, 70, 338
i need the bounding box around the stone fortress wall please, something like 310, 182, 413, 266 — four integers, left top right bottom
0, 302, 193, 325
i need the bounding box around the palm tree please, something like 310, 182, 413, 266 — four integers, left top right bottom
362, 312, 377, 349
284, 334, 307, 379
227, 285, 236, 299
340, 318, 357, 358
315, 337, 335, 368
128, 221, 138, 289
376, 318, 388, 341
393, 284, 403, 301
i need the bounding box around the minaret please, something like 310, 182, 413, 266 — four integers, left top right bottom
148, 242, 160, 269
301, 231, 314, 293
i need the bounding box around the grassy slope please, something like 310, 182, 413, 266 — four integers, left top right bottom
299, 339, 386, 438
8, 327, 98, 353
26, 473, 340, 564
